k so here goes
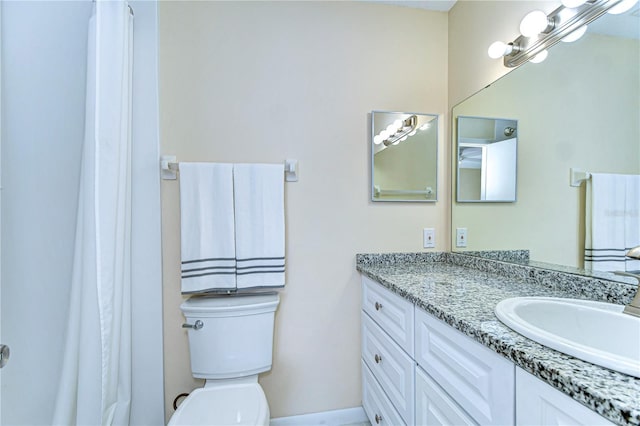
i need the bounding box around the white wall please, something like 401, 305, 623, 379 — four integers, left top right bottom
158, 1, 448, 420
1, 2, 91, 423
129, 1, 165, 424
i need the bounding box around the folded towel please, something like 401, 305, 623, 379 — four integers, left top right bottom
179, 163, 236, 293
585, 173, 640, 272
233, 164, 285, 289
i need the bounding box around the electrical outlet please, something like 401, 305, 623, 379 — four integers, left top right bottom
456, 228, 468, 248
423, 228, 435, 248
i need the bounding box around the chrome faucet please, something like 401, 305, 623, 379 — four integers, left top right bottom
615, 246, 640, 318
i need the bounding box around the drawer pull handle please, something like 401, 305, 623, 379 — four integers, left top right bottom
374, 354, 382, 364
375, 302, 383, 311
375, 414, 382, 424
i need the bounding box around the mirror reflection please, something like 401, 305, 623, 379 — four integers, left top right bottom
451, 9, 639, 275
457, 116, 518, 202
371, 111, 438, 202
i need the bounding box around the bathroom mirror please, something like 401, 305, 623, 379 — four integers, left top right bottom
371, 111, 438, 202
451, 9, 639, 276
456, 115, 518, 202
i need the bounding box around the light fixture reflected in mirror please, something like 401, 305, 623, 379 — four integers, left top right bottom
372, 115, 419, 147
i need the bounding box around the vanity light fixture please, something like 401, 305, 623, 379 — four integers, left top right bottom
488, 0, 626, 67
562, 0, 587, 8
519, 10, 554, 37
372, 115, 419, 147
529, 50, 549, 63
561, 24, 588, 42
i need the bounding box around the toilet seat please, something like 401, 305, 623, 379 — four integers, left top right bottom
168, 382, 270, 426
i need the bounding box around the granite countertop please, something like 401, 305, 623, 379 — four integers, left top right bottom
356, 252, 640, 426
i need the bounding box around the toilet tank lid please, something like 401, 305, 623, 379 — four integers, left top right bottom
181, 293, 280, 316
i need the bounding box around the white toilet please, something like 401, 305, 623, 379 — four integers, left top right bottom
168, 293, 280, 426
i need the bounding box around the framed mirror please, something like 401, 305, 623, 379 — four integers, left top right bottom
456, 115, 518, 202
371, 110, 438, 202
451, 8, 639, 278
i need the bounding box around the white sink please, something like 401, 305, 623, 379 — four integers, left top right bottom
495, 297, 640, 378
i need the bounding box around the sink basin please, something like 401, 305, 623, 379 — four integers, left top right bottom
495, 297, 640, 378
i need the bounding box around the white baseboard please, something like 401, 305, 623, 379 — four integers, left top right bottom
270, 406, 368, 426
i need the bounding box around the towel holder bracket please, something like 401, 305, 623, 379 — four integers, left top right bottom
570, 168, 591, 187
160, 155, 299, 182
161, 155, 178, 180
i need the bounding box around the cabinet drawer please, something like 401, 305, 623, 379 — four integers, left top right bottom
362, 312, 415, 425
416, 366, 478, 426
362, 276, 414, 355
516, 367, 614, 425
362, 360, 406, 426
415, 307, 514, 425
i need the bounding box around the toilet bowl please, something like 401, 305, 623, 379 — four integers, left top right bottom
168, 380, 269, 426
168, 293, 279, 426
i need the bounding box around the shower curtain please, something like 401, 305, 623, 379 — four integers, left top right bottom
53, 2, 134, 425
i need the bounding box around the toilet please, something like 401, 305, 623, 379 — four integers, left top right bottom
168, 293, 280, 426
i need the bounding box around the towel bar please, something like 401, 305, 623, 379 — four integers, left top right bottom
161, 156, 298, 182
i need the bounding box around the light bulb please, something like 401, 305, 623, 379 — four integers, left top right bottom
386, 123, 398, 134
393, 119, 403, 130
409, 130, 417, 137
488, 41, 512, 59
520, 10, 550, 37
561, 25, 587, 42
392, 139, 401, 145
608, 0, 638, 14
380, 130, 390, 140
530, 50, 548, 63
400, 136, 408, 142
561, 0, 587, 7
373, 135, 383, 145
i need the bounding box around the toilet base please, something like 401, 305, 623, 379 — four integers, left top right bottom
168, 381, 269, 426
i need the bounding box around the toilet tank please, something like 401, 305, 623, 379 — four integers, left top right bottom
181, 293, 280, 379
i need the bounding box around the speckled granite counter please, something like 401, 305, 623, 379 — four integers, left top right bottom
356, 252, 640, 426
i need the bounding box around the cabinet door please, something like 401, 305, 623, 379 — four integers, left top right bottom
415, 307, 515, 425
362, 361, 406, 426
516, 368, 614, 425
362, 276, 414, 356
416, 366, 478, 426
362, 312, 415, 424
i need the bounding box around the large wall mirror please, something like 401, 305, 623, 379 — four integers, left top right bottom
451, 8, 639, 279
371, 111, 438, 202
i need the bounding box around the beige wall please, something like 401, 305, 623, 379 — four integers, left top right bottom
158, 1, 448, 421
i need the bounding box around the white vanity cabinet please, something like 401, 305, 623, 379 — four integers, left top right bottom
361, 276, 414, 425
361, 276, 614, 426
414, 307, 515, 425
516, 367, 614, 426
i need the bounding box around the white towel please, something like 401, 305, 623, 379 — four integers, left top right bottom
179, 163, 237, 293
233, 164, 285, 289
625, 175, 640, 272
585, 173, 640, 272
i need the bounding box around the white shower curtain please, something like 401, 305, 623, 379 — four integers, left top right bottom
53, 2, 134, 425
